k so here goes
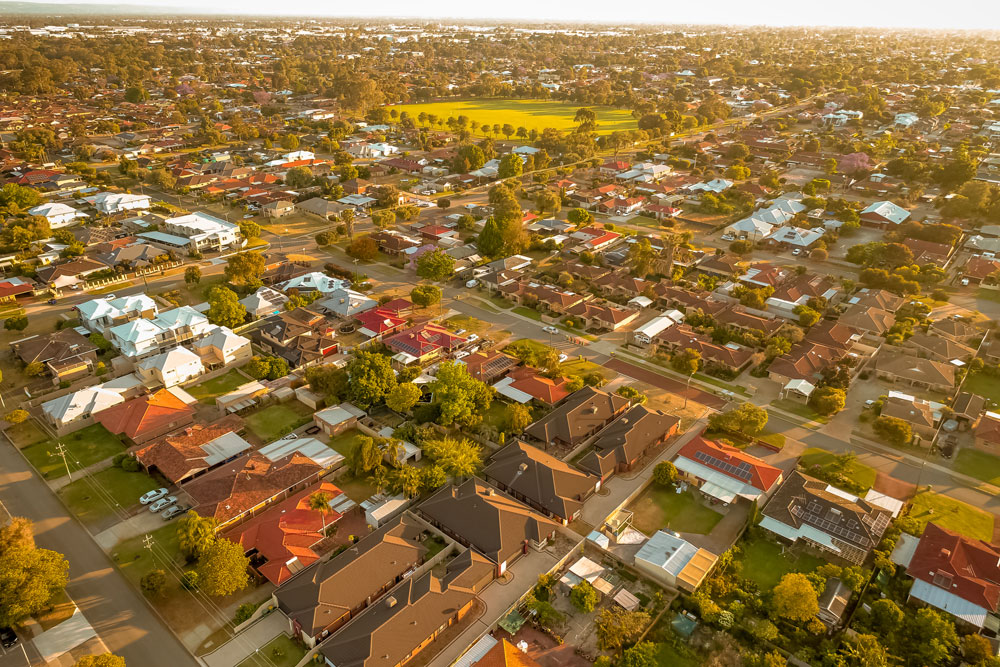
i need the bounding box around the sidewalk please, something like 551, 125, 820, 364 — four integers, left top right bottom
47, 457, 115, 491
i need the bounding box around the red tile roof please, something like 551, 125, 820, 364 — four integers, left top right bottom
676, 435, 783, 492
508, 367, 571, 404
354, 308, 407, 335
909, 523, 1000, 612
96, 389, 195, 444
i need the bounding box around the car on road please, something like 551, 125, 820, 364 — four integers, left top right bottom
149, 496, 178, 513
139, 488, 169, 505
161, 505, 189, 521
47, 298, 57, 305
721, 234, 735, 241
542, 326, 559, 334
558, 353, 569, 363
1, 627, 18, 649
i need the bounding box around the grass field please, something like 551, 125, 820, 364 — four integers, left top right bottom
954, 448, 1000, 486
185, 369, 249, 405
22, 424, 126, 480
962, 371, 1000, 404
906, 491, 995, 541
628, 486, 724, 536
512, 306, 542, 321
798, 447, 877, 492
58, 467, 161, 526
736, 535, 825, 590
388, 99, 638, 136
770, 399, 831, 424
328, 429, 361, 458
5, 420, 49, 448
245, 401, 314, 443
237, 635, 306, 667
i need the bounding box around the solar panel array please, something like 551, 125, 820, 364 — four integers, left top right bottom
792, 503, 867, 546
693, 450, 754, 482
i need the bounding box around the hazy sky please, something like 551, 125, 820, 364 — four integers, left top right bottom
27, 0, 1000, 30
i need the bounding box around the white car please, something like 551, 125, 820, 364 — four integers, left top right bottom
558, 353, 569, 363
455, 351, 470, 360
791, 248, 802, 256
542, 326, 559, 335
721, 234, 735, 241
466, 279, 479, 288
467, 334, 479, 343
140, 488, 169, 505
149, 496, 178, 513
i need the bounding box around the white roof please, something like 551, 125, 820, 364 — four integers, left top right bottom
78, 294, 156, 323
634, 316, 674, 339
454, 635, 499, 667
910, 579, 990, 628
201, 431, 252, 467
165, 211, 238, 239
863, 489, 904, 517
635, 530, 699, 575
193, 326, 250, 355
315, 402, 367, 427
138, 346, 203, 373
783, 378, 816, 397
259, 436, 343, 469
492, 376, 533, 404
29, 202, 84, 218
279, 272, 347, 295
727, 217, 774, 237
861, 200, 910, 225
42, 375, 142, 422
240, 286, 288, 312
765, 226, 824, 247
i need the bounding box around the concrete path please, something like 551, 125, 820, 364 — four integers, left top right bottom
94, 507, 173, 550
200, 611, 289, 667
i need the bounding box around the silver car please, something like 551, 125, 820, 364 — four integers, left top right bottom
149, 496, 178, 513
161, 505, 189, 521
139, 488, 169, 505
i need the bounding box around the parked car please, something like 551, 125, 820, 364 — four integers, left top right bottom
558, 353, 569, 363
465, 279, 479, 288
791, 248, 803, 256
721, 233, 735, 241
1, 627, 18, 649
542, 326, 559, 334
305, 425, 321, 435
149, 496, 178, 513
139, 488, 169, 505
466, 333, 479, 343
161, 505, 189, 521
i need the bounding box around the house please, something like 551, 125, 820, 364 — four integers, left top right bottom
274, 514, 429, 646
136, 346, 206, 387
262, 200, 295, 218
654, 325, 754, 375
255, 308, 338, 367
157, 212, 242, 253
760, 470, 893, 565
28, 202, 87, 228
317, 289, 377, 319
764, 226, 824, 251
419, 478, 558, 576
578, 405, 680, 481
77, 294, 158, 335
191, 327, 253, 369
92, 192, 152, 215
36, 258, 107, 289
296, 197, 348, 220
892, 523, 1000, 632
817, 578, 852, 627
873, 350, 956, 394
565, 301, 640, 332
845, 288, 905, 313
483, 440, 599, 524
0, 277, 36, 302
962, 256, 1000, 285
837, 304, 895, 343
109, 306, 213, 359
974, 412, 1000, 454
494, 366, 572, 405
41, 374, 145, 434
279, 272, 347, 296
880, 392, 943, 445
10, 329, 99, 383
900, 333, 974, 363
634, 530, 718, 592
524, 386, 630, 449
96, 387, 197, 445
132, 418, 250, 484
384, 323, 466, 367
630, 315, 678, 347
860, 200, 910, 229
314, 403, 367, 438
952, 392, 986, 431
459, 350, 518, 384
354, 308, 408, 342
316, 555, 489, 667
929, 318, 980, 345
767, 341, 845, 386
223, 481, 346, 585
680, 427, 781, 491
240, 287, 289, 319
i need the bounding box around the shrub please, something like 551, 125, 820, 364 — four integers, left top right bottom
140, 569, 168, 597
121, 457, 141, 472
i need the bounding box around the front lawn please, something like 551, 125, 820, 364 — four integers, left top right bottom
735, 534, 825, 590
954, 448, 1000, 486
770, 399, 831, 424
21, 424, 126, 480
798, 447, 877, 493
185, 369, 249, 405
244, 401, 314, 443
905, 491, 995, 542
512, 306, 542, 321
113, 523, 183, 586
335, 471, 378, 503
628, 486, 724, 536
560, 358, 613, 380
444, 314, 490, 334
236, 635, 306, 667
962, 371, 1000, 405
5, 419, 49, 448
58, 467, 161, 526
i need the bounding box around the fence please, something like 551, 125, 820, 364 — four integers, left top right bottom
79, 260, 184, 292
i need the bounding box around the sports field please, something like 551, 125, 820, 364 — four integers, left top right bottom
387, 99, 637, 136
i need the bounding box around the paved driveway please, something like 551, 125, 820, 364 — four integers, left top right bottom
201, 611, 290, 667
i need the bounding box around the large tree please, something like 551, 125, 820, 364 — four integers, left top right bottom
176, 511, 218, 562
194, 538, 250, 597
224, 252, 265, 289
346, 351, 397, 409
206, 286, 247, 329
595, 608, 650, 651
423, 436, 482, 479
416, 250, 455, 282
410, 284, 442, 309
428, 361, 494, 426
770, 573, 819, 621
386, 382, 422, 414
0, 518, 69, 627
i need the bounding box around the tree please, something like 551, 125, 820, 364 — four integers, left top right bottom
346, 351, 397, 409
793, 305, 821, 327
620, 642, 658, 667
285, 166, 313, 188
503, 403, 533, 433
627, 237, 656, 277
410, 284, 442, 309
371, 209, 395, 230
0, 518, 69, 627
140, 569, 168, 597
595, 608, 650, 651
308, 491, 332, 535
4, 409, 29, 424
184, 266, 201, 285
124, 85, 149, 103
902, 608, 957, 666
176, 511, 217, 562
652, 461, 677, 487
74, 655, 126, 667
809, 386, 846, 416
671, 348, 701, 376
708, 402, 768, 437
206, 286, 247, 329
428, 361, 494, 426
5, 315, 28, 331
840, 635, 888, 667
24, 361, 44, 377
224, 252, 265, 289
244, 355, 289, 381
498, 153, 523, 179
873, 416, 912, 446
869, 599, 904, 634
350, 435, 383, 475
195, 538, 249, 597
386, 383, 422, 413
388, 466, 423, 498
729, 239, 753, 255
962, 633, 993, 664
567, 208, 593, 225
239, 220, 261, 240
346, 235, 379, 261
416, 250, 455, 282
770, 573, 819, 621
280, 133, 300, 151
568, 579, 600, 612
534, 190, 560, 216
423, 436, 482, 479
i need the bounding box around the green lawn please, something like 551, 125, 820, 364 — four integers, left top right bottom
5, 419, 49, 448
906, 491, 995, 542
954, 448, 1000, 486
559, 358, 612, 380
236, 635, 306, 667
184, 369, 249, 405
244, 402, 314, 443
692, 372, 749, 396
488, 296, 513, 310
770, 399, 831, 424
113, 523, 183, 586
444, 314, 490, 334
387, 99, 638, 136
505, 339, 558, 359
328, 429, 361, 458
798, 447, 877, 492
976, 288, 1000, 304
628, 486, 724, 536
655, 643, 700, 667
757, 431, 786, 450
736, 535, 825, 590
512, 306, 542, 321
334, 472, 378, 503
58, 467, 161, 526
962, 371, 1000, 404
21, 424, 126, 480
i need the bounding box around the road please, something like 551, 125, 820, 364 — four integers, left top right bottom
0, 438, 199, 667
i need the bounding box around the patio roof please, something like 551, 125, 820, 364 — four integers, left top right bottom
674, 456, 763, 500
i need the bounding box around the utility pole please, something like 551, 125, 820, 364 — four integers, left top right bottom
52, 442, 71, 481
143, 533, 154, 553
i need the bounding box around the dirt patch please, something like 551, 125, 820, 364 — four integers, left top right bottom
872, 472, 916, 500
499, 626, 592, 667
603, 359, 726, 410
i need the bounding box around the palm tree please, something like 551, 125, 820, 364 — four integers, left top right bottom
309, 491, 332, 535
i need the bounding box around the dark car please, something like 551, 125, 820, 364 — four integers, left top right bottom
1, 626, 18, 649
47, 298, 57, 305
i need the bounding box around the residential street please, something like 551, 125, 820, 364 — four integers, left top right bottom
0, 438, 199, 667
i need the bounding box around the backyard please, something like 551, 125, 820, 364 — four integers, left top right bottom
386, 99, 638, 136
628, 485, 724, 536
58, 467, 161, 527
328, 428, 361, 458
244, 401, 314, 443
905, 490, 995, 541
236, 635, 306, 667
21, 424, 126, 480
954, 448, 1000, 486
962, 371, 1000, 404
185, 369, 249, 405
735, 534, 825, 590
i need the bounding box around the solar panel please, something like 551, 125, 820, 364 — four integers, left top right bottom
694, 450, 754, 481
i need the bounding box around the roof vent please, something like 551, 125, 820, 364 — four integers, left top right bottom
385, 596, 397, 608
518, 463, 528, 472
485, 488, 495, 496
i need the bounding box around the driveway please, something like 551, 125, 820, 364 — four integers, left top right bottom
201, 611, 289, 667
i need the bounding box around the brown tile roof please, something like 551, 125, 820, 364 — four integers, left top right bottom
484, 440, 597, 520
11, 329, 97, 366
507, 367, 572, 405
768, 341, 844, 381
579, 405, 679, 477
909, 523, 1000, 612
874, 350, 956, 388
476, 640, 543, 667
132, 415, 247, 484
524, 386, 629, 446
